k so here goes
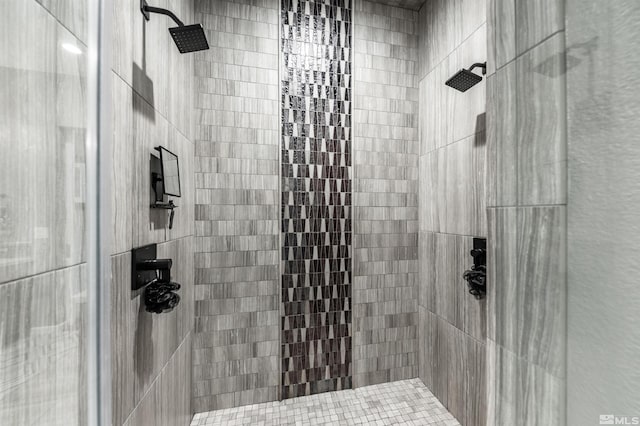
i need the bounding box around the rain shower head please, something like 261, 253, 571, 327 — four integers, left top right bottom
141, 0, 209, 54
445, 63, 487, 92
169, 25, 209, 53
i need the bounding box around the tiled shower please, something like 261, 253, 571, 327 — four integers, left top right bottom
1, 0, 638, 425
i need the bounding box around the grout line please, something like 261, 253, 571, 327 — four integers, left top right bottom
111, 70, 194, 146
418, 21, 488, 81
493, 29, 566, 73
419, 230, 487, 239
419, 308, 487, 346
487, 204, 567, 209
33, 0, 88, 48
111, 234, 196, 258
122, 331, 193, 425
0, 261, 87, 288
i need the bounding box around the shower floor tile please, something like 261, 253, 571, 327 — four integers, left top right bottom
190, 379, 460, 426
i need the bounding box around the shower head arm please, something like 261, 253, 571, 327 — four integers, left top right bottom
141, 1, 184, 26
468, 62, 487, 75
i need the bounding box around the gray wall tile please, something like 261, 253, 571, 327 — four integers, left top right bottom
111, 75, 135, 255
0, 0, 87, 284
515, 0, 564, 56
487, 339, 565, 426
111, 237, 194, 425
417, 2, 487, 425
486, 0, 568, 418
0, 265, 86, 425
420, 135, 486, 236
123, 334, 193, 426
493, 0, 515, 68
193, 0, 280, 412
516, 33, 567, 206
353, 0, 419, 389
488, 207, 566, 378
109, 0, 196, 423
486, 60, 517, 208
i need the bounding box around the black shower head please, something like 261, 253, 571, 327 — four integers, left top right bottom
445, 63, 487, 92
169, 24, 209, 53
141, 0, 209, 54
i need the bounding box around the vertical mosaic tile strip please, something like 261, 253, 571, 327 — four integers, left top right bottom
280, 0, 353, 399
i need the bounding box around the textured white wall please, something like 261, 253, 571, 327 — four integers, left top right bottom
566, 1, 640, 424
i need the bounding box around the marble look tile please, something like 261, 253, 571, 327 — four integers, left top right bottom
419, 56, 452, 154
516, 33, 567, 205
445, 322, 468, 422
364, 0, 426, 11
110, 253, 137, 426
418, 307, 436, 391
486, 60, 517, 207
128, 0, 195, 140
112, 0, 134, 83
461, 0, 487, 47
0, 265, 86, 425
420, 233, 486, 340
433, 233, 462, 328
166, 130, 195, 242
36, 0, 87, 42
132, 0, 169, 111
418, 0, 460, 79
488, 207, 566, 377
0, 2, 87, 283
432, 316, 451, 408
111, 74, 135, 255
421, 135, 486, 236
486, 0, 496, 76
494, 0, 516, 69
132, 91, 168, 247
418, 315, 486, 426
451, 24, 487, 144
419, 150, 446, 233
418, 0, 486, 80
465, 337, 487, 426
418, 232, 435, 311
487, 340, 565, 426
515, 0, 564, 56
111, 237, 193, 425
165, 9, 195, 142
124, 333, 192, 426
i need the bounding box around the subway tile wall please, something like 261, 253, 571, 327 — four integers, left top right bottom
193, 0, 281, 413
353, 0, 419, 388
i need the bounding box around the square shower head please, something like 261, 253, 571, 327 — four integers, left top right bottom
445, 68, 483, 92
169, 24, 209, 53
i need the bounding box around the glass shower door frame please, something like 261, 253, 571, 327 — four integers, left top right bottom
86, 0, 112, 424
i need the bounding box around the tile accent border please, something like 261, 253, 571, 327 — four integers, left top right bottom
280, 0, 354, 399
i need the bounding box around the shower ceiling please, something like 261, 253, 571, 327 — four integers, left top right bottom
366, 0, 426, 11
